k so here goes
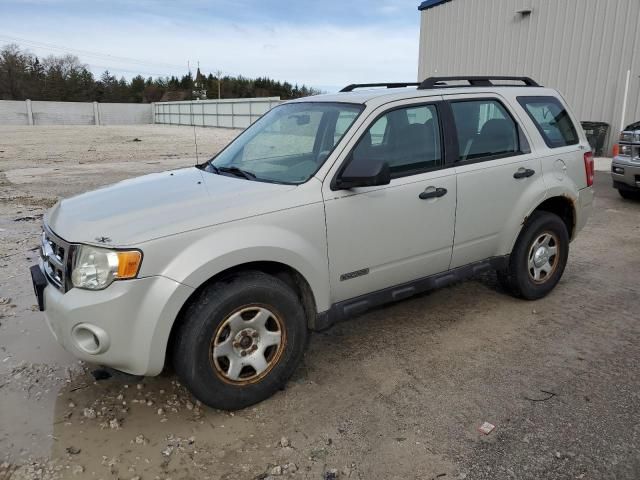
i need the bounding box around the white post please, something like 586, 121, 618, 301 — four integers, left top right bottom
93, 101, 100, 126
25, 99, 33, 125
151, 102, 156, 124
620, 69, 631, 132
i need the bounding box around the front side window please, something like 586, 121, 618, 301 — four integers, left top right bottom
517, 96, 579, 148
451, 99, 521, 161
209, 102, 363, 184
350, 104, 442, 178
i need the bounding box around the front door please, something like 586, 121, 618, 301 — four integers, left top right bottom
322, 101, 457, 303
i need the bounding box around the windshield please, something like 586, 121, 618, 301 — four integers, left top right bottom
209, 102, 364, 184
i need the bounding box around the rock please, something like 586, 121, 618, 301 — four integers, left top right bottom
162, 446, 174, 457
72, 465, 84, 475
270, 465, 283, 476
285, 463, 298, 473
157, 408, 165, 416
279, 437, 291, 448
116, 394, 124, 401
83, 408, 96, 419
66, 446, 81, 455
109, 418, 121, 429
324, 468, 338, 480
135, 434, 146, 445
185, 400, 194, 410
68, 401, 75, 408
146, 399, 154, 406
0, 297, 11, 305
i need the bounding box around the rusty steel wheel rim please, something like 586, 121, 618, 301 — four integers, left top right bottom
210, 305, 287, 385
527, 231, 560, 284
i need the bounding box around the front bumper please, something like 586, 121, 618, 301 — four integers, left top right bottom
611, 157, 640, 191
37, 265, 194, 376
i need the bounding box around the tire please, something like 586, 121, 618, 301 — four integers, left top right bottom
618, 189, 640, 200
172, 271, 308, 410
500, 211, 569, 300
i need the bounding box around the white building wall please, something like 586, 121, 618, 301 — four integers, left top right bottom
418, 0, 640, 151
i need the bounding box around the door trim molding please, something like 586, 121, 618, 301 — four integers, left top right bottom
313, 255, 509, 330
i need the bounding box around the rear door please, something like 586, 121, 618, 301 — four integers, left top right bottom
446, 94, 545, 268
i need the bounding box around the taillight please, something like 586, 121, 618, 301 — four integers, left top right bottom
612, 144, 619, 157
584, 151, 594, 187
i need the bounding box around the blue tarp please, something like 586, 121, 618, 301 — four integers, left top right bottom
418, 0, 454, 11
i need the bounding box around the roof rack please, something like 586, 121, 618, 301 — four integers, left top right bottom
340, 82, 421, 92
418, 76, 541, 89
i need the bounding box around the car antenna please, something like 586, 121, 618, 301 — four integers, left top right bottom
193, 123, 200, 166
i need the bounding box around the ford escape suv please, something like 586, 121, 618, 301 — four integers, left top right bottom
31, 76, 594, 409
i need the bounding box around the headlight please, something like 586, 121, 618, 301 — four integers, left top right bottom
71, 245, 142, 290
620, 131, 634, 142
619, 144, 632, 156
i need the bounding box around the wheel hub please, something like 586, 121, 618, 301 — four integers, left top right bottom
527, 231, 559, 284
234, 328, 258, 354
210, 306, 286, 384
533, 246, 549, 267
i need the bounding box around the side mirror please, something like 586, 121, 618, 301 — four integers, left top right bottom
335, 157, 391, 189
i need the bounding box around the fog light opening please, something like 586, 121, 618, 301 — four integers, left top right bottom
72, 324, 109, 355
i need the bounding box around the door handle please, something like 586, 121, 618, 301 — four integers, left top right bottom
513, 168, 535, 179
419, 187, 447, 200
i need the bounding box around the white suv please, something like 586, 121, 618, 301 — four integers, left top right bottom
31, 76, 594, 409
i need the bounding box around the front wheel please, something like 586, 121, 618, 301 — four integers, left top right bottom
618, 188, 640, 200
499, 211, 569, 300
173, 271, 308, 410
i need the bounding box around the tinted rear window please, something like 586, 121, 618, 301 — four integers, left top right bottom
517, 96, 579, 148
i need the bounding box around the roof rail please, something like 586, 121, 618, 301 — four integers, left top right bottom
340, 82, 421, 92
418, 76, 541, 89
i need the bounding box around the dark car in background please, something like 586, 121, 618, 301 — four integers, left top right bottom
612, 121, 640, 200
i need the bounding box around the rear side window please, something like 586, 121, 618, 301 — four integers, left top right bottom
517, 96, 579, 148
450, 99, 522, 161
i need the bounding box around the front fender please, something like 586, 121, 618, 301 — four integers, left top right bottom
138, 202, 330, 312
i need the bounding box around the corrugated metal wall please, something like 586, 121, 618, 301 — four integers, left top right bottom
418, 0, 640, 152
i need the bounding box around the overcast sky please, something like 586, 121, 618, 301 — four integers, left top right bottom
0, 0, 422, 92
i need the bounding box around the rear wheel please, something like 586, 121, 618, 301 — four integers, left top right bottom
499, 211, 569, 300
173, 271, 308, 410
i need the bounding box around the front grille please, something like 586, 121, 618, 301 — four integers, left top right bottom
41, 226, 71, 292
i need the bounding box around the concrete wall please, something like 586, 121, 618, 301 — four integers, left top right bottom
0, 100, 30, 125
0, 100, 153, 126
418, 0, 640, 153
98, 103, 154, 125
154, 98, 282, 129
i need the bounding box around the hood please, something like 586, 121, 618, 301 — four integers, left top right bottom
46, 167, 295, 246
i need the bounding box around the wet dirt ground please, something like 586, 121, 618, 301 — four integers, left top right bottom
0, 125, 639, 480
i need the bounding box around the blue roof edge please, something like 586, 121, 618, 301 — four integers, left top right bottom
418, 0, 454, 11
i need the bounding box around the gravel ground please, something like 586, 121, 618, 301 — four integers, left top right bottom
0, 125, 639, 480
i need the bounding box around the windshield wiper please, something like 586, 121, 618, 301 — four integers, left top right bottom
217, 165, 257, 180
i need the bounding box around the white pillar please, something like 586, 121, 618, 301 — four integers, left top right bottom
151, 103, 155, 124
620, 69, 631, 132
25, 99, 33, 125
93, 101, 100, 126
